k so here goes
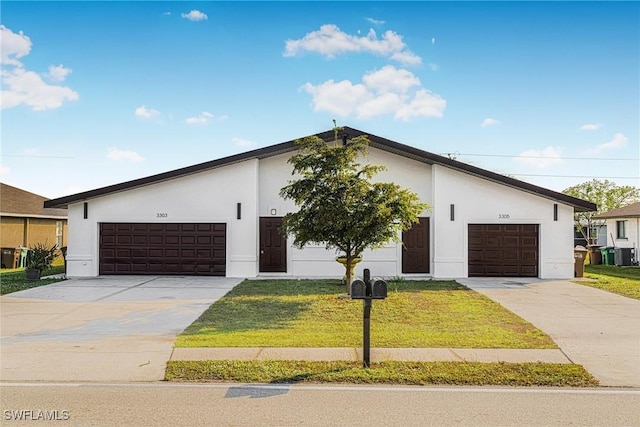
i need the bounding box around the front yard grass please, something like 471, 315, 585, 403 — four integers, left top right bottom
177, 279, 556, 349
579, 265, 640, 300
0, 264, 66, 295
170, 279, 600, 386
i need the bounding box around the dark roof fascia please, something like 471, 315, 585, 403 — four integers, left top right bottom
44, 126, 597, 212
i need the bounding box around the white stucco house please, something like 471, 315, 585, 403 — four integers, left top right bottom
45, 127, 596, 280
594, 202, 639, 265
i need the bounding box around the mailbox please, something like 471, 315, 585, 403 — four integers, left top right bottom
350, 279, 367, 299
371, 278, 387, 299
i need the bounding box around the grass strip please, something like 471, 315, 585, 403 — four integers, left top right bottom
166, 360, 598, 387
579, 265, 640, 300
0, 265, 66, 295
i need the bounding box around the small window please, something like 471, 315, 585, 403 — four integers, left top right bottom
616, 220, 627, 239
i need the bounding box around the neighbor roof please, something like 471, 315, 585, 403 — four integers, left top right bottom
1, 183, 68, 218
44, 127, 597, 212
594, 202, 640, 219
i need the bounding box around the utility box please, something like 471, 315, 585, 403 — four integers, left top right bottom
574, 246, 588, 278
614, 248, 634, 267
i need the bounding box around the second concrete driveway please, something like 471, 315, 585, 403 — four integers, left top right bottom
459, 278, 640, 387
0, 276, 242, 382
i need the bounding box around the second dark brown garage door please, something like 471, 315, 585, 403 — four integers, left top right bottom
468, 224, 539, 277
99, 223, 226, 276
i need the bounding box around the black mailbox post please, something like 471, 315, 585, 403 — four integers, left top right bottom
350, 268, 387, 368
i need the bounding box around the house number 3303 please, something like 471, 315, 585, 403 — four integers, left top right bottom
156, 213, 168, 218
498, 214, 510, 219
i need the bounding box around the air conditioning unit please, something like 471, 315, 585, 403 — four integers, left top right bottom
614, 248, 634, 266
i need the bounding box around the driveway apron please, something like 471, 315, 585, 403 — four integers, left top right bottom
0, 276, 241, 382
459, 278, 640, 387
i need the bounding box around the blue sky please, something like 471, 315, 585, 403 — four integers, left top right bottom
1, 1, 638, 199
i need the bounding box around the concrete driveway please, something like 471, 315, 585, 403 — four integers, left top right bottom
459, 278, 640, 387
0, 276, 241, 382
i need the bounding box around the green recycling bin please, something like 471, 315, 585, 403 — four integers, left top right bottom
600, 246, 615, 265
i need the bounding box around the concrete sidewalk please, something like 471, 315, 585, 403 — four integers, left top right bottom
458, 278, 640, 387
171, 347, 571, 364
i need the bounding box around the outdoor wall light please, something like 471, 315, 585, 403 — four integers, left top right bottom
270, 208, 277, 216
450, 204, 455, 221
553, 203, 558, 221
237, 203, 242, 220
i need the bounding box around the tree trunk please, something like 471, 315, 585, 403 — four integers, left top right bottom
345, 256, 353, 295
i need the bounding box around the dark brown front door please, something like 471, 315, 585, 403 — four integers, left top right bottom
468, 224, 539, 277
99, 223, 226, 276
402, 217, 430, 273
260, 217, 287, 273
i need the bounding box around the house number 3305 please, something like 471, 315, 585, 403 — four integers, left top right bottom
498, 214, 510, 219
156, 213, 168, 218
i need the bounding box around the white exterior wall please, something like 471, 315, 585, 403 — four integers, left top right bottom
431, 165, 574, 279
258, 147, 433, 278
65, 144, 579, 280
65, 160, 259, 278
603, 218, 640, 250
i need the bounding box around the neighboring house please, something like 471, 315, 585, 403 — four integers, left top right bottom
594, 202, 639, 264
1, 183, 68, 268
44, 127, 595, 280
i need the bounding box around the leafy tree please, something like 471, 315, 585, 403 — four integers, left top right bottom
279, 128, 430, 293
562, 179, 640, 245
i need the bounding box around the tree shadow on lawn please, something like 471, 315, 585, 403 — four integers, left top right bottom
185, 297, 313, 334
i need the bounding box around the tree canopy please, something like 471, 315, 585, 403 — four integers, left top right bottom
279, 130, 429, 292
562, 179, 640, 245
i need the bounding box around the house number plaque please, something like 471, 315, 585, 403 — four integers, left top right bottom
156, 213, 168, 218
498, 214, 510, 219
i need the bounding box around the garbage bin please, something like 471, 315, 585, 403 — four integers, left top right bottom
614, 248, 634, 266
600, 246, 615, 266
587, 246, 601, 265
574, 245, 588, 277
1, 248, 14, 269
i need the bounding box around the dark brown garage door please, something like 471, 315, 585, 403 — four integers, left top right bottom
468, 224, 538, 277
99, 223, 226, 276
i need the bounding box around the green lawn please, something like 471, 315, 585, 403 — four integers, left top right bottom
579, 265, 640, 300
0, 265, 66, 295
177, 279, 556, 349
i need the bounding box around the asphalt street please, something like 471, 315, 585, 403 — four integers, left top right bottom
2, 383, 639, 426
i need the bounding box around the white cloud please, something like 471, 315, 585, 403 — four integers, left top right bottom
516, 146, 564, 168
284, 24, 421, 66
0, 25, 31, 65
185, 111, 214, 124
428, 63, 439, 71
134, 105, 160, 119
181, 10, 208, 21
302, 65, 446, 121
233, 137, 255, 147
106, 147, 144, 162
593, 133, 628, 153
481, 118, 501, 127
432, 37, 436, 45
365, 17, 385, 26
163, 12, 171, 16
47, 64, 72, 82
580, 123, 602, 131
0, 26, 78, 111
1, 67, 79, 111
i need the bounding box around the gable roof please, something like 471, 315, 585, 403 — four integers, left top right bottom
1, 183, 68, 219
44, 127, 596, 212
594, 201, 640, 219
